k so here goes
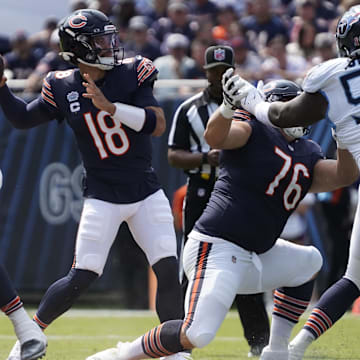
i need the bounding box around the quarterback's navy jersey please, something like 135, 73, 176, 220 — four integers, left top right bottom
194, 119, 323, 253
38, 56, 161, 203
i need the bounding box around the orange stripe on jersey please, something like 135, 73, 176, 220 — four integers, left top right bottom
42, 87, 54, 99
233, 109, 251, 121
139, 67, 156, 85
184, 242, 211, 329
41, 91, 57, 108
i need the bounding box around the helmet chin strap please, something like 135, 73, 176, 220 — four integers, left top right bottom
77, 57, 114, 70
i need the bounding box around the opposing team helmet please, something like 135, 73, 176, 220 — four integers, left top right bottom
59, 9, 122, 70
336, 5, 360, 58
263, 79, 309, 139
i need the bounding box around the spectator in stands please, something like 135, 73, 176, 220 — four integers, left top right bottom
88, 0, 115, 16
290, 0, 329, 42
112, 0, 138, 36
26, 30, 73, 94
241, 0, 289, 53
0, 34, 11, 55
231, 36, 263, 83
69, 0, 89, 11
287, 20, 318, 60
189, 0, 219, 23
151, 0, 196, 45
184, 39, 208, 79
124, 16, 161, 61
140, 0, 168, 22
310, 31, 337, 66
212, 4, 239, 42
154, 33, 196, 97
29, 16, 59, 59
193, 19, 216, 45
4, 31, 40, 80
260, 34, 308, 83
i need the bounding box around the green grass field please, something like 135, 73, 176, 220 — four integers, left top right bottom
1, 310, 360, 359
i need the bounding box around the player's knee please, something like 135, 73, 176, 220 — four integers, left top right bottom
77, 254, 104, 275
187, 330, 215, 348
345, 254, 360, 289
68, 268, 98, 293
309, 246, 323, 275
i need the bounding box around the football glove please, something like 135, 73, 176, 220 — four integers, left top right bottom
219, 68, 245, 118
239, 79, 266, 115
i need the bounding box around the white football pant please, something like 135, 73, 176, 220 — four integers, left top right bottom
182, 231, 322, 348
73, 189, 177, 275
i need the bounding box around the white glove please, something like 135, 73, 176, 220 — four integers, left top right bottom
219, 68, 245, 119
239, 79, 266, 114
331, 128, 346, 149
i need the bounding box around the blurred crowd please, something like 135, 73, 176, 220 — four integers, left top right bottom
0, 0, 358, 94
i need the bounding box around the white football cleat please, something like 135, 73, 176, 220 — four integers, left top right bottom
288, 342, 307, 360
160, 352, 193, 360
7, 340, 21, 360
260, 345, 288, 360
86, 342, 132, 360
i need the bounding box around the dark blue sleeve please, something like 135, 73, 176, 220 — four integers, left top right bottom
0, 85, 55, 129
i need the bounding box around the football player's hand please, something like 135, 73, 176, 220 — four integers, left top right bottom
219, 68, 244, 118
238, 78, 265, 115
82, 73, 115, 115
207, 149, 220, 166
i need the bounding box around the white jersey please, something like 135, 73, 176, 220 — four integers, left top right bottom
303, 57, 360, 166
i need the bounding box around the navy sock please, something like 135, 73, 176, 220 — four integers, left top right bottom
141, 319, 184, 357
0, 264, 18, 308
304, 277, 360, 338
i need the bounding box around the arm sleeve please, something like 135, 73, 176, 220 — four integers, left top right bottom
0, 85, 56, 129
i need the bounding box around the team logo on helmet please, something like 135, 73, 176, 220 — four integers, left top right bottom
337, 19, 348, 37
214, 48, 225, 61
69, 14, 87, 29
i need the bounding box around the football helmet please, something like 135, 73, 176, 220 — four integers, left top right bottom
59, 9, 122, 70
263, 79, 309, 138
336, 5, 360, 58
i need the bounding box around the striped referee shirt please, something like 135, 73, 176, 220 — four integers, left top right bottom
168, 89, 220, 177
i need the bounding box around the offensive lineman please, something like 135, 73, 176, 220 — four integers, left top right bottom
85, 79, 358, 360
1, 9, 186, 360
226, 5, 360, 359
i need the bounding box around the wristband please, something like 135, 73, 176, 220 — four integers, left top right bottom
112, 103, 156, 133
254, 102, 277, 128
219, 102, 235, 119
202, 152, 208, 164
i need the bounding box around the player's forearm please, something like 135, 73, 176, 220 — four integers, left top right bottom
0, 85, 50, 129
168, 149, 203, 169
205, 108, 232, 149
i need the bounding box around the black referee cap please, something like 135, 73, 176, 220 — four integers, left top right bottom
203, 45, 234, 69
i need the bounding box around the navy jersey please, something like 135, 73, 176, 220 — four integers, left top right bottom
194, 119, 323, 253
38, 56, 161, 203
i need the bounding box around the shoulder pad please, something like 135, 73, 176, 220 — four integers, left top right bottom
303, 58, 350, 93
233, 108, 252, 121
135, 56, 158, 86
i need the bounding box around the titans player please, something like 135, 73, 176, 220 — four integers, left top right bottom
1, 9, 185, 360
228, 4, 360, 359
85, 80, 358, 360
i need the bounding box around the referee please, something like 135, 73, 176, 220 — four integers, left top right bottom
168, 45, 270, 357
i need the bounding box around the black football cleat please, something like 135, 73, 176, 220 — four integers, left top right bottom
21, 339, 47, 360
